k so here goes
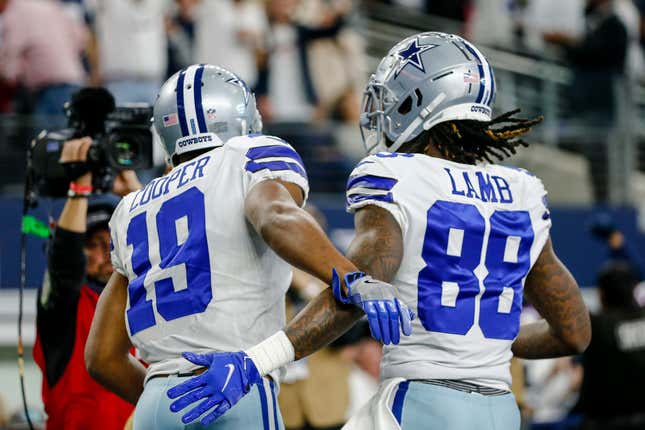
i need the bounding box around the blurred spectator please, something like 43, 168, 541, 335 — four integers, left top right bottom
615, 0, 645, 81
88, 0, 169, 104
589, 213, 643, 278
0, 0, 87, 124
299, 0, 366, 124
521, 306, 583, 429
544, 0, 635, 202
426, 0, 472, 20
576, 262, 645, 430
194, 0, 266, 88
469, 0, 515, 48
166, 0, 198, 76
384, 0, 471, 20
509, 358, 529, 426
544, 0, 629, 114
521, 0, 585, 54
340, 328, 381, 421
255, 0, 349, 123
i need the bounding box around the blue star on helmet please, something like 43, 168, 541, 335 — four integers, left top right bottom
394, 39, 438, 77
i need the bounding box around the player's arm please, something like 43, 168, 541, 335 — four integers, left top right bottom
44, 138, 94, 305
244, 179, 357, 288
286, 204, 404, 359
166, 200, 411, 426
245, 179, 410, 348
512, 237, 591, 359
85, 272, 146, 404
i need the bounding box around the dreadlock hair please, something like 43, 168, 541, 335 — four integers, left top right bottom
398, 109, 544, 165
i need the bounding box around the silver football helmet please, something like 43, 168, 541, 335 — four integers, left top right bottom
360, 32, 496, 154
153, 64, 262, 165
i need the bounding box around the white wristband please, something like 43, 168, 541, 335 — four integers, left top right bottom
244, 330, 295, 376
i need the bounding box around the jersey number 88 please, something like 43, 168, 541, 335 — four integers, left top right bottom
418, 200, 534, 340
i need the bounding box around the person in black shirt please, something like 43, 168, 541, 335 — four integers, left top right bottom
34, 137, 141, 430
544, 0, 630, 202
577, 262, 645, 430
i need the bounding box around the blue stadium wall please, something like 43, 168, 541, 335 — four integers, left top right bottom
0, 196, 643, 288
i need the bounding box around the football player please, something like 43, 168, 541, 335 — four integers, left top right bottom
168, 33, 592, 430
84, 64, 413, 430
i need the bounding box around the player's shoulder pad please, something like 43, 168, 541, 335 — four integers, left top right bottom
496, 165, 546, 192
348, 152, 413, 183
226, 133, 292, 151
499, 164, 537, 178
510, 166, 546, 191
500, 165, 550, 215
228, 133, 308, 181
346, 152, 412, 205
107, 194, 131, 231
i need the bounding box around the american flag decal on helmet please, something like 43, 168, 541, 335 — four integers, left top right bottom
163, 113, 178, 127
463, 71, 480, 83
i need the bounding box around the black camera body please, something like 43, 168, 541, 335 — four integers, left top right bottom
29, 88, 154, 197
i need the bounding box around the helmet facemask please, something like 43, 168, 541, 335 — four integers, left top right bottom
359, 76, 399, 155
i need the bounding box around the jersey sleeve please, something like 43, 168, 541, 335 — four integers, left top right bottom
239, 135, 310, 206
108, 197, 129, 277
346, 155, 407, 231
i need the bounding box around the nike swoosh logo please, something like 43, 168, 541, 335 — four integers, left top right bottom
221, 364, 235, 391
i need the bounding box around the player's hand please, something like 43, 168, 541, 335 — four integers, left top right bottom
331, 269, 414, 345
166, 351, 262, 425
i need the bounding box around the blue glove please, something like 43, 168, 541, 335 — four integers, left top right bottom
166, 351, 262, 425
331, 269, 414, 345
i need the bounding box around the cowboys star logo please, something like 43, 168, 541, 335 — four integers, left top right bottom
394, 38, 438, 78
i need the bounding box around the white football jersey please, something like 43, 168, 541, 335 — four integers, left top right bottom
109, 134, 309, 380
346, 153, 551, 390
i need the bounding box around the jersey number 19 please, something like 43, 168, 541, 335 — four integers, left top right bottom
125, 187, 213, 335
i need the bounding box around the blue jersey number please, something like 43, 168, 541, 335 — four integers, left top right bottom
417, 201, 534, 340
126, 186, 212, 335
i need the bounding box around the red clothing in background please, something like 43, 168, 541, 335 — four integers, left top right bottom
34, 285, 133, 430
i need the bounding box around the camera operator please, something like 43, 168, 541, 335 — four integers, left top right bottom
576, 262, 645, 430
33, 137, 142, 430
